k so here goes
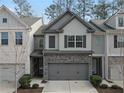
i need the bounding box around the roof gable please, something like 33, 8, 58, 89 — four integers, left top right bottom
43, 10, 95, 33
104, 9, 124, 29
0, 5, 29, 28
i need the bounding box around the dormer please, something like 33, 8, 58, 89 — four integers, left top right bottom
104, 9, 124, 30
116, 12, 124, 29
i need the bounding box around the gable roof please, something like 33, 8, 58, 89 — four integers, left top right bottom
104, 10, 119, 25
0, 5, 29, 28
103, 8, 124, 29
90, 19, 115, 32
43, 10, 95, 33
20, 16, 41, 26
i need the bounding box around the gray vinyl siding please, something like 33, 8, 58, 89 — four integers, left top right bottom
92, 35, 105, 54
34, 36, 44, 49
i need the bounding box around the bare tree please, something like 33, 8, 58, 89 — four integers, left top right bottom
13, 0, 33, 16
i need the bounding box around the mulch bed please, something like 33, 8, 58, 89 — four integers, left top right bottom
96, 87, 123, 93
16, 87, 43, 93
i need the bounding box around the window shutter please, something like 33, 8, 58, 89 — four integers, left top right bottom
114, 35, 117, 48
64, 35, 67, 48
83, 35, 86, 48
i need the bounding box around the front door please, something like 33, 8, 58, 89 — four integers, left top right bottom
92, 57, 102, 77
33, 58, 43, 77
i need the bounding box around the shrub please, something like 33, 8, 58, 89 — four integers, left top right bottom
19, 74, 32, 89
111, 85, 122, 89
90, 75, 102, 87
100, 84, 108, 89
32, 83, 39, 89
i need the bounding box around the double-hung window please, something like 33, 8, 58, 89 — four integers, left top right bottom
117, 36, 124, 47
39, 38, 44, 48
114, 35, 124, 48
1, 32, 8, 45
118, 17, 124, 27
76, 36, 83, 48
15, 32, 23, 45
65, 35, 86, 48
68, 35, 75, 48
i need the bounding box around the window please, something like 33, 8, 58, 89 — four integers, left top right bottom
76, 36, 83, 48
64, 35, 86, 48
68, 35, 75, 48
49, 36, 55, 48
15, 32, 23, 45
117, 36, 124, 47
118, 17, 124, 27
3, 18, 7, 23
114, 35, 124, 48
39, 39, 44, 48
1, 32, 8, 45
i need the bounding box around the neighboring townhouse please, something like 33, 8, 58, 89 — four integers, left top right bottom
0, 5, 43, 82
90, 9, 124, 80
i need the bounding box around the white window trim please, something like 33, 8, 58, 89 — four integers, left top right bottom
116, 16, 124, 29
38, 38, 44, 48
67, 35, 75, 48
15, 32, 23, 46
117, 35, 124, 48
3, 18, 7, 23
66, 35, 83, 48
1, 32, 8, 46
48, 35, 56, 49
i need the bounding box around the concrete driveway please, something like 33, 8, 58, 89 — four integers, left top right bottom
0, 81, 15, 93
42, 80, 98, 93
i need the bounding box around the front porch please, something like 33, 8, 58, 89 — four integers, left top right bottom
30, 50, 43, 78
92, 57, 104, 78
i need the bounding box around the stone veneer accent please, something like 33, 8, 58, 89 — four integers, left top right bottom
43, 53, 92, 80
108, 56, 123, 80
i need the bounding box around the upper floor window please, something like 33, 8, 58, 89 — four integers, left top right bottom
76, 36, 83, 48
1, 32, 8, 45
114, 35, 124, 48
49, 35, 55, 48
39, 38, 44, 48
64, 35, 86, 48
15, 32, 23, 45
68, 35, 75, 48
118, 17, 124, 27
3, 18, 7, 23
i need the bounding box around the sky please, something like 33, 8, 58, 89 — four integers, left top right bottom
0, 0, 53, 23
0, 0, 113, 23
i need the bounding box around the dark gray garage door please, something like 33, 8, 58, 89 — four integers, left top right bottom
48, 63, 89, 80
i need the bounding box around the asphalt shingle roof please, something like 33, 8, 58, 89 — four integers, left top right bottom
43, 10, 95, 33
20, 16, 41, 26
90, 19, 115, 32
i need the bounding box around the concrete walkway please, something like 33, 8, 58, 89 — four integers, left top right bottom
114, 81, 123, 88
42, 80, 98, 93
102, 80, 123, 88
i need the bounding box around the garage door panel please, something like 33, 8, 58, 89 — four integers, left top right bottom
48, 63, 89, 80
